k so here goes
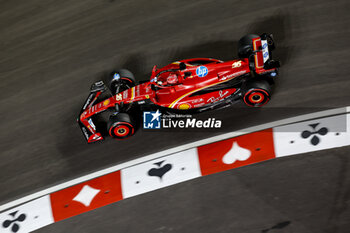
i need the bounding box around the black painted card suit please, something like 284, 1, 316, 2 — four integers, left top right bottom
2, 211, 26, 233
301, 123, 328, 146
147, 161, 173, 180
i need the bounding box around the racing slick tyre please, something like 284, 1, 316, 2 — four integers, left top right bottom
108, 113, 135, 139
108, 69, 136, 94
242, 80, 271, 107
238, 34, 259, 58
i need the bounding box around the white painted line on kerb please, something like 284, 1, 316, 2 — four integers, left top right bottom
0, 106, 349, 212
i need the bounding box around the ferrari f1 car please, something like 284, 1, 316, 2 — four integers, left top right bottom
78, 33, 280, 143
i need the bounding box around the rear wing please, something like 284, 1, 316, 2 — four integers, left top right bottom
252, 33, 280, 74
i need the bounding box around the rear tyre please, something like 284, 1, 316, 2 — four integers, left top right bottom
242, 80, 271, 107
238, 34, 259, 58
108, 113, 135, 139
107, 69, 136, 94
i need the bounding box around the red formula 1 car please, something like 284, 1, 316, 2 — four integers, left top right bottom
78, 33, 280, 143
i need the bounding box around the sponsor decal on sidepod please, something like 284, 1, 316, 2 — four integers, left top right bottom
196, 66, 208, 77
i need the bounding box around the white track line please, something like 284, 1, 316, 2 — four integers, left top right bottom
0, 106, 349, 212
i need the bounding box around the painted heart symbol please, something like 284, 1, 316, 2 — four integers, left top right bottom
148, 161, 173, 180
222, 141, 251, 164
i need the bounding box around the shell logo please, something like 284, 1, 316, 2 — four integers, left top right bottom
145, 95, 149, 99
178, 103, 191, 110
103, 99, 110, 106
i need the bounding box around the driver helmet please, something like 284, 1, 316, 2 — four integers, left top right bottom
167, 73, 178, 85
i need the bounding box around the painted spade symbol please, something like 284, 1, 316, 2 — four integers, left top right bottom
148, 161, 173, 180
2, 211, 26, 233
222, 141, 251, 164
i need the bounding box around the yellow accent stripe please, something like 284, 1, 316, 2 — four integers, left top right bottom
168, 78, 234, 108
171, 61, 194, 67
253, 39, 263, 69
131, 87, 135, 100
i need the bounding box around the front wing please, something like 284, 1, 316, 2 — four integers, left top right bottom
77, 81, 107, 143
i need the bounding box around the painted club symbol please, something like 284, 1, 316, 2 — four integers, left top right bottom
301, 123, 328, 146
2, 211, 26, 233
148, 160, 172, 180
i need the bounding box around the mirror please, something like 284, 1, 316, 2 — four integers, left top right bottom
152, 65, 157, 75
179, 62, 186, 70
184, 72, 192, 79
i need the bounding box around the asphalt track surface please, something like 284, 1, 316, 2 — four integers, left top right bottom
0, 0, 349, 232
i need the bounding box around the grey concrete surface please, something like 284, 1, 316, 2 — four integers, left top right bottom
0, 0, 349, 232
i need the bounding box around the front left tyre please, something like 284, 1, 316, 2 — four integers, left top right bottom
108, 113, 135, 139
107, 69, 136, 94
